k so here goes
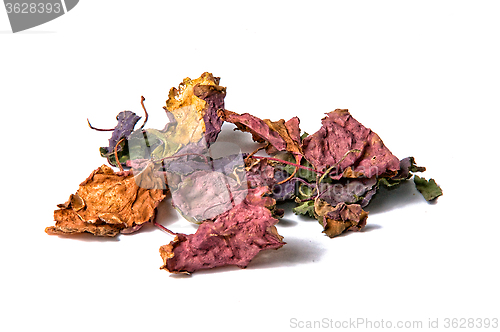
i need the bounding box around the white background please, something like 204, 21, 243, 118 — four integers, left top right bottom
1, 1, 499, 331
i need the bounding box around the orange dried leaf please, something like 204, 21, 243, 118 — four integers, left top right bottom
46, 164, 166, 236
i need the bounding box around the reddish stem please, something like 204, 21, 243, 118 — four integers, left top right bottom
153, 221, 176, 236
87, 118, 114, 131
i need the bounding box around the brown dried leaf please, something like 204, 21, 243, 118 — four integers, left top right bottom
46, 164, 166, 236
314, 200, 368, 238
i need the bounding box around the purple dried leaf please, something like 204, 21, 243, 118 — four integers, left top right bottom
318, 177, 377, 208
392, 156, 426, 180
302, 109, 400, 179
104, 111, 142, 154
193, 84, 226, 144
271, 168, 297, 201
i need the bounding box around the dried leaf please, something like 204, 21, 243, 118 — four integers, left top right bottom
96, 73, 225, 167
170, 170, 247, 224
159, 187, 285, 273
245, 158, 277, 189
314, 200, 368, 238
392, 156, 426, 181
414, 175, 443, 201
317, 177, 378, 208
245, 157, 296, 201
218, 110, 302, 155
293, 200, 315, 218
192, 83, 226, 144
46, 164, 166, 236
302, 109, 400, 179
164, 72, 225, 147
377, 156, 427, 190
276, 152, 316, 182
98, 111, 142, 167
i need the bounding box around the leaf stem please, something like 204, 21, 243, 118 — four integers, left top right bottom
139, 96, 149, 130
251, 156, 323, 174
153, 153, 210, 166
87, 118, 114, 131
244, 144, 268, 163
114, 137, 126, 172
153, 221, 176, 236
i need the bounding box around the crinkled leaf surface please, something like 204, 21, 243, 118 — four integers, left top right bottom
293, 200, 315, 218
97, 73, 225, 167
245, 158, 277, 189
318, 177, 378, 208
218, 110, 302, 155
159, 187, 285, 273
314, 200, 368, 238
46, 164, 166, 236
193, 83, 225, 144
275, 152, 316, 183
414, 175, 443, 201
164, 72, 225, 148
302, 109, 400, 178
378, 156, 426, 189
170, 170, 247, 224
245, 157, 296, 201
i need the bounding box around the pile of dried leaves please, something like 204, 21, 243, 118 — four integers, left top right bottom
46, 72, 443, 274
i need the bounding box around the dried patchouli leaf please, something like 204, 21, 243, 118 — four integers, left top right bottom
159, 187, 285, 274
395, 156, 426, 180
318, 177, 378, 208
133, 73, 225, 162
95, 72, 225, 167
245, 158, 277, 189
302, 109, 400, 179
414, 175, 443, 201
45, 164, 166, 236
98, 111, 142, 167
314, 200, 368, 238
218, 110, 302, 155
164, 72, 225, 148
170, 170, 247, 224
245, 157, 296, 201
293, 200, 315, 218
378, 156, 426, 188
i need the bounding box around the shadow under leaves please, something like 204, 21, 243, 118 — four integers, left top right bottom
365, 180, 424, 215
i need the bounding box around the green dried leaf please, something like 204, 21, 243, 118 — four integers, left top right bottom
378, 177, 403, 189
293, 200, 315, 218
414, 175, 443, 201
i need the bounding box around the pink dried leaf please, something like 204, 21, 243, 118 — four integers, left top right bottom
302, 109, 400, 179
218, 110, 302, 155
159, 187, 285, 273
